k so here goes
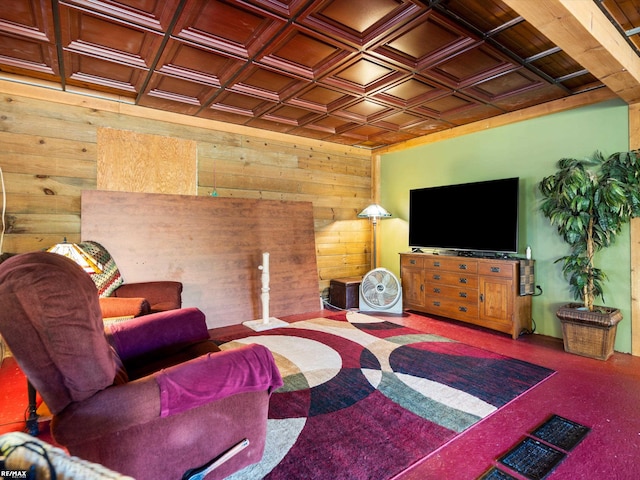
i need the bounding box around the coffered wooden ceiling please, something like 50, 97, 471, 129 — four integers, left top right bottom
1, 0, 639, 149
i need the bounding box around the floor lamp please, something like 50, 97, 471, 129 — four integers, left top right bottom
358, 204, 391, 269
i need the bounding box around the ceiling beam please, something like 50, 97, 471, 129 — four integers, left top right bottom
504, 0, 640, 104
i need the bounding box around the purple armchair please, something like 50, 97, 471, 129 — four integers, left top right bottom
0, 252, 283, 480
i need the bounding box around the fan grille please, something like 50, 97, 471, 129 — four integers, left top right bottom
360, 268, 401, 309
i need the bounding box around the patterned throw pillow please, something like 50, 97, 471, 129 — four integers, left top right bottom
77, 241, 124, 297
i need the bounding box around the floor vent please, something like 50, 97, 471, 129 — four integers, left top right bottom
479, 415, 590, 480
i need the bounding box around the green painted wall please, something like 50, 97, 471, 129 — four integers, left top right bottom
379, 99, 632, 353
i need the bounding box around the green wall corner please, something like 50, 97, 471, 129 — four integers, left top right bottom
379, 99, 631, 353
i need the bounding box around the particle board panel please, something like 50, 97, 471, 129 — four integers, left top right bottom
81, 190, 320, 328
97, 128, 197, 195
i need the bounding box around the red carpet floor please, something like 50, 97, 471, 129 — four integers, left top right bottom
2, 309, 639, 479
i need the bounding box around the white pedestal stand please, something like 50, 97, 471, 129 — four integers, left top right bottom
243, 252, 288, 332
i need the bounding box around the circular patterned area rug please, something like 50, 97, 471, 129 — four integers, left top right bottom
218, 312, 554, 480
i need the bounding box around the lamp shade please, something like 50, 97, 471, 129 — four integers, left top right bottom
358, 204, 392, 219
47, 239, 103, 274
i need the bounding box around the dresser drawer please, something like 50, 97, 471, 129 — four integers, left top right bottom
478, 261, 516, 278
401, 255, 424, 269
425, 270, 479, 289
426, 284, 478, 303
424, 296, 479, 321
425, 256, 478, 273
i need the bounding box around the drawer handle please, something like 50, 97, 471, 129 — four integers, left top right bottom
434, 261, 440, 267
459, 264, 467, 270
433, 274, 441, 280
420, 284, 424, 292
433, 288, 440, 293
459, 277, 467, 284
459, 306, 467, 312
433, 301, 441, 307
491, 266, 501, 273
410, 259, 416, 265
459, 292, 467, 298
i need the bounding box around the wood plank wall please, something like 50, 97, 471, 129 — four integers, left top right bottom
0, 82, 372, 298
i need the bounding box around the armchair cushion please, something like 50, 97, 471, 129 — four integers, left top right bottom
112, 281, 182, 312
99, 297, 150, 318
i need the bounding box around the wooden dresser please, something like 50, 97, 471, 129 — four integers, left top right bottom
400, 253, 532, 339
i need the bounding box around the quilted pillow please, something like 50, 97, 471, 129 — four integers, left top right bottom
77, 241, 124, 297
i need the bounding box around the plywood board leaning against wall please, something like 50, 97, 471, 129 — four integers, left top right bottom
97, 128, 197, 195
81, 190, 320, 328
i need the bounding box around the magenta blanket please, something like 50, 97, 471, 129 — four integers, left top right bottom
156, 343, 283, 417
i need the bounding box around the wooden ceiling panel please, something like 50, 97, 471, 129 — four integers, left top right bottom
319, 54, 409, 95
285, 84, 356, 113
372, 110, 430, 131
243, 0, 310, 17
142, 72, 218, 108
424, 43, 519, 89
257, 25, 354, 79
260, 103, 323, 126
297, 0, 422, 47
206, 90, 276, 117
302, 114, 358, 135
463, 68, 546, 102
491, 20, 556, 59
227, 63, 310, 101
1, 0, 633, 149
155, 39, 245, 87
411, 92, 481, 120
403, 117, 453, 136
444, 0, 520, 30
60, 0, 182, 32
59, 5, 164, 69
245, 115, 297, 133
372, 77, 451, 108
530, 50, 588, 85
439, 102, 504, 126
332, 98, 394, 123
489, 83, 566, 112
0, 33, 59, 78
371, 10, 478, 70
173, 0, 285, 59
63, 52, 145, 95
0, 0, 58, 79
0, 0, 55, 41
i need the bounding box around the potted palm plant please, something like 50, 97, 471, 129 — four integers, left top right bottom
538, 150, 640, 359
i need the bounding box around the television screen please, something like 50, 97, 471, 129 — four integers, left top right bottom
409, 177, 519, 254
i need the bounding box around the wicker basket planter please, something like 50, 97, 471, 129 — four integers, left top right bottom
556, 303, 623, 360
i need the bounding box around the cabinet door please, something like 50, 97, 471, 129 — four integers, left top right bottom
479, 276, 513, 325
402, 267, 425, 308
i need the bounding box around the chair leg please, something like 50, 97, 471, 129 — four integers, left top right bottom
26, 380, 39, 436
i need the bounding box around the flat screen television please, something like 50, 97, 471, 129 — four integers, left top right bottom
409, 177, 519, 255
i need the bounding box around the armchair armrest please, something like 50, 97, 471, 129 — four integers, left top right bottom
53, 344, 282, 444
53, 374, 161, 444
105, 307, 209, 361
113, 281, 182, 312
157, 344, 283, 417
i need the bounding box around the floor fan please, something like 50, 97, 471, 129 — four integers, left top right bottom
359, 267, 403, 314
357, 203, 403, 314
